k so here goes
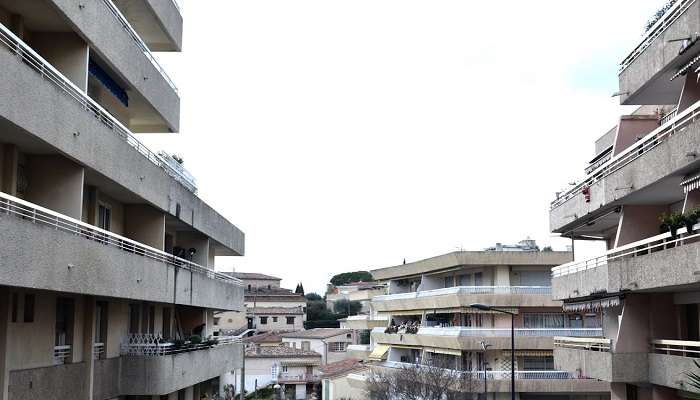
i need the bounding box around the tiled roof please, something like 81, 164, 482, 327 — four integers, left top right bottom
320, 359, 367, 378
247, 306, 305, 315
242, 331, 283, 344
223, 272, 281, 281
245, 345, 321, 358
280, 328, 352, 339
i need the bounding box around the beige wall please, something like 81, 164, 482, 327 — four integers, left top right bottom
214, 310, 247, 332
28, 32, 88, 91
24, 155, 84, 219
254, 314, 304, 331
242, 279, 282, 290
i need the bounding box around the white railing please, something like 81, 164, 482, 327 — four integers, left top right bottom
54, 345, 72, 365
619, 0, 696, 73
101, 0, 178, 93
373, 286, 552, 302
554, 336, 612, 352
0, 191, 243, 287
660, 107, 678, 125
374, 326, 602, 337
552, 223, 699, 278
652, 339, 700, 356
347, 314, 388, 321
0, 22, 196, 194
93, 342, 105, 360
551, 98, 700, 210
379, 361, 577, 380
121, 333, 241, 357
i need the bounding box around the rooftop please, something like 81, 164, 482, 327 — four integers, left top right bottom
247, 306, 305, 315
371, 250, 572, 281
245, 345, 321, 359
280, 328, 352, 340
320, 358, 367, 378
224, 272, 282, 281
242, 331, 284, 344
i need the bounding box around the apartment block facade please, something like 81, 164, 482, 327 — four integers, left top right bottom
549, 1, 700, 398
0, 1, 245, 399
358, 247, 610, 400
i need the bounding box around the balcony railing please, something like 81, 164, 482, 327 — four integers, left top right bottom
276, 373, 321, 383
373, 286, 552, 301
554, 336, 612, 352
652, 339, 700, 356
552, 223, 699, 278
550, 98, 700, 210
93, 342, 105, 360
374, 327, 603, 337
619, 0, 696, 73
660, 107, 679, 126
54, 345, 72, 365
121, 333, 241, 357
0, 22, 196, 193
379, 361, 579, 380
0, 191, 243, 287
101, 0, 178, 93
346, 314, 388, 321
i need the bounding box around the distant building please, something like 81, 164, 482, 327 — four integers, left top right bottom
484, 238, 540, 252
281, 328, 357, 365
326, 281, 386, 314
320, 359, 367, 400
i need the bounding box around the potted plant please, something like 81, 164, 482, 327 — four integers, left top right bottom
685, 208, 700, 234
189, 335, 202, 345
660, 212, 684, 239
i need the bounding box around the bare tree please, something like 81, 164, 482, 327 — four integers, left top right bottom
365, 359, 476, 400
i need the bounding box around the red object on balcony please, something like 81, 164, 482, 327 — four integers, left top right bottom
582, 185, 591, 203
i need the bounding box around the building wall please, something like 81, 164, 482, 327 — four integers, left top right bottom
242, 279, 281, 290
255, 314, 305, 331
283, 333, 354, 365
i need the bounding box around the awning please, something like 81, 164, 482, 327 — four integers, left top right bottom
563, 296, 621, 312
368, 344, 390, 361
671, 52, 700, 81
281, 359, 321, 366
391, 345, 423, 350
514, 350, 553, 357
424, 347, 462, 357
682, 172, 700, 193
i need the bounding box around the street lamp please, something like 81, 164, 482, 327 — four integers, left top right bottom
479, 340, 491, 400
471, 303, 515, 400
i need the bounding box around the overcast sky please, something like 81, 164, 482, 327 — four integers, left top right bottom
141, 0, 663, 294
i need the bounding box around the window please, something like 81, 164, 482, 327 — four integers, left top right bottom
523, 313, 564, 328
282, 366, 288, 373
248, 284, 252, 291
272, 316, 278, 323
97, 204, 111, 231
474, 272, 483, 286
260, 316, 268, 325
271, 364, 279, 378
24, 294, 35, 323
346, 333, 352, 339
214, 317, 220, 326
329, 342, 347, 352
268, 285, 271, 290
457, 274, 470, 287
286, 316, 295, 325
55, 297, 75, 349
444, 276, 454, 288
11, 293, 17, 323
95, 301, 108, 347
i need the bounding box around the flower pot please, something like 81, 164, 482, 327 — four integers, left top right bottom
686, 221, 696, 235
670, 226, 678, 240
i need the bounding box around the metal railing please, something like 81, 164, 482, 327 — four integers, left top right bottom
373, 286, 552, 302
551, 98, 700, 210
54, 345, 72, 365
374, 326, 602, 337
277, 373, 321, 382
554, 336, 612, 352
379, 361, 578, 380
121, 333, 242, 357
552, 223, 699, 278
652, 339, 700, 356
660, 107, 679, 125
101, 0, 178, 93
0, 191, 243, 287
0, 22, 196, 194
619, 0, 696, 73
93, 343, 105, 360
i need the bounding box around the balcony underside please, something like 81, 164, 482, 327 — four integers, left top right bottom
113, 0, 183, 52
0, 212, 244, 311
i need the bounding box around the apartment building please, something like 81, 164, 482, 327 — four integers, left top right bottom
326, 281, 386, 314
363, 245, 610, 399
548, 1, 700, 399
0, 1, 246, 399
216, 272, 307, 333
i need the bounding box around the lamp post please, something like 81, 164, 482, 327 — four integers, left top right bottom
479, 340, 491, 400
471, 304, 515, 400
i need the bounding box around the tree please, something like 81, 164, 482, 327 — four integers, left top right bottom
686, 360, 700, 399
333, 299, 362, 316
295, 282, 305, 295
305, 292, 322, 301
542, 246, 553, 252
365, 359, 475, 400
330, 271, 373, 286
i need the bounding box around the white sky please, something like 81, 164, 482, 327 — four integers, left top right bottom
141, 0, 663, 294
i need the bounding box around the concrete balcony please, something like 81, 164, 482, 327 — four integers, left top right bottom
618, 0, 700, 106
553, 227, 700, 300
347, 344, 371, 361
44, 0, 180, 132
371, 327, 602, 351
649, 339, 700, 390
341, 315, 388, 330
0, 25, 244, 255
0, 192, 244, 311
113, 0, 183, 51
120, 342, 244, 396
372, 286, 559, 313
348, 289, 386, 302
553, 338, 648, 383
549, 100, 700, 233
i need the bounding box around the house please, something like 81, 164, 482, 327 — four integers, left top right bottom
281, 328, 356, 365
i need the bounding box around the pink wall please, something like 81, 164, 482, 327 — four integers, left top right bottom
615, 295, 650, 353
615, 205, 669, 247
679, 70, 700, 112
649, 294, 677, 340
612, 117, 660, 157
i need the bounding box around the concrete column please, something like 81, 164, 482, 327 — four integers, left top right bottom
0, 289, 11, 400
0, 144, 18, 196
82, 296, 96, 400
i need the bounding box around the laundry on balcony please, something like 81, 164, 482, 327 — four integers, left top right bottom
681, 171, 700, 193
562, 296, 621, 312
89, 59, 129, 106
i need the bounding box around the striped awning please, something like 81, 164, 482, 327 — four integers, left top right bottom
563, 296, 621, 312
682, 172, 700, 193
671, 52, 700, 81
281, 359, 321, 366
514, 350, 553, 357
369, 344, 390, 361
424, 347, 462, 356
